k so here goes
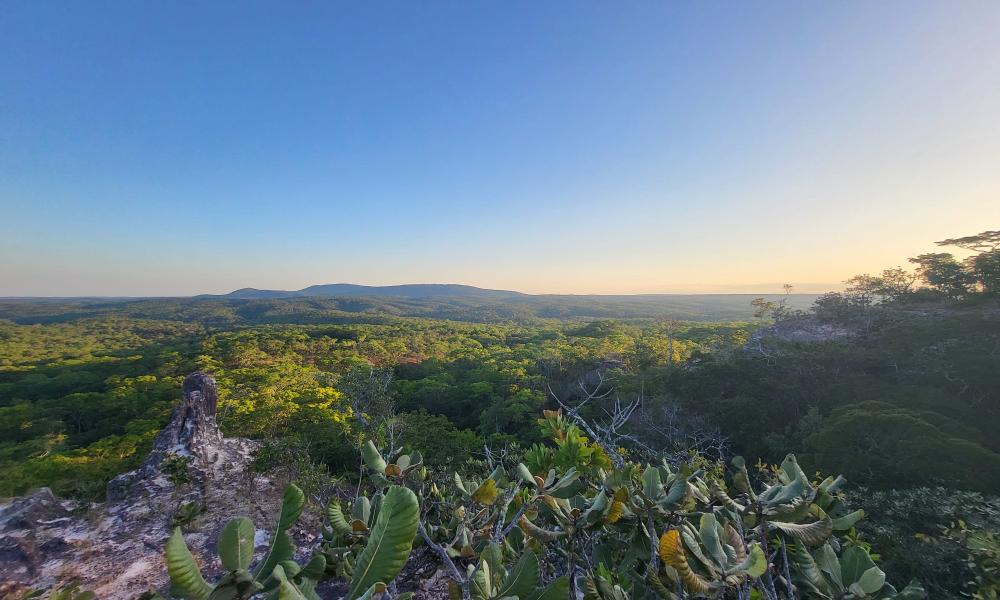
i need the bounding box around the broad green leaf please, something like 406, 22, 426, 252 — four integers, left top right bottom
699, 513, 728, 568
581, 490, 609, 524
831, 510, 865, 531
253, 531, 294, 585
218, 517, 254, 572
362, 441, 387, 475
496, 552, 539, 599
272, 565, 307, 600
642, 465, 662, 499
327, 501, 354, 537
470, 560, 492, 600
854, 566, 886, 595
299, 554, 327, 581
353, 496, 372, 524
254, 485, 304, 584
790, 540, 832, 598
542, 468, 581, 499
529, 576, 570, 600
660, 478, 688, 509
165, 527, 213, 600
481, 542, 504, 584
771, 509, 832, 546
278, 560, 301, 579
516, 463, 536, 486
814, 543, 844, 593
681, 527, 720, 577
277, 484, 306, 532
299, 579, 321, 600
734, 543, 767, 578
840, 546, 877, 586
780, 454, 810, 487
547, 477, 585, 499
347, 485, 419, 600
454, 472, 471, 496
488, 463, 507, 484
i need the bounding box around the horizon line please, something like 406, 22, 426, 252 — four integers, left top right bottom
0, 281, 839, 300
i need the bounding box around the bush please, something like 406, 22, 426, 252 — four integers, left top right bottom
847, 487, 1000, 599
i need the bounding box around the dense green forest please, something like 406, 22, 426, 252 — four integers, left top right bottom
2, 231, 999, 598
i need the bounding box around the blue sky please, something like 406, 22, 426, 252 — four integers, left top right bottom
2, 1, 998, 295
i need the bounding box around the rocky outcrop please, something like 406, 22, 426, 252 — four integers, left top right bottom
107, 372, 240, 502
750, 315, 854, 344
0, 372, 310, 600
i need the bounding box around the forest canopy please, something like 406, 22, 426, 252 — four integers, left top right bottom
1, 231, 998, 599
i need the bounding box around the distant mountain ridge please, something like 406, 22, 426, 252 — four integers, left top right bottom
209, 283, 527, 300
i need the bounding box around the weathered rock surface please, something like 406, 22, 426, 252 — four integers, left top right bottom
750, 315, 854, 344
0, 373, 313, 599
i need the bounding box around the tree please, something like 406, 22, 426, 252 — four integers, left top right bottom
970, 249, 1000, 295
812, 292, 855, 322
844, 274, 883, 330
908, 253, 973, 298
750, 297, 777, 321
876, 267, 917, 301
936, 229, 1000, 295
936, 230, 1000, 253
750, 284, 797, 322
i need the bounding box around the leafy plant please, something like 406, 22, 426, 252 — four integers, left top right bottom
171, 501, 206, 530
366, 411, 930, 600
165, 481, 419, 600
10, 584, 95, 600
165, 483, 317, 600
942, 521, 1000, 600
162, 453, 194, 487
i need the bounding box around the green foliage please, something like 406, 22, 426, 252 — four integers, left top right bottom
13, 583, 97, 600
848, 487, 1000, 600
341, 414, 927, 600
219, 517, 255, 571
346, 485, 420, 599
165, 527, 214, 600
162, 453, 194, 486
171, 501, 206, 530
942, 521, 1000, 600
250, 436, 339, 497
4, 236, 999, 600
165, 484, 315, 599
162, 482, 420, 600
909, 253, 973, 298
529, 409, 612, 475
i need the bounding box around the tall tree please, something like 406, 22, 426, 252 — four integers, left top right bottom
936, 230, 1000, 253
908, 253, 972, 298
937, 230, 1000, 295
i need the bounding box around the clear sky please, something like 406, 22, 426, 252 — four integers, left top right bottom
2, 1, 998, 296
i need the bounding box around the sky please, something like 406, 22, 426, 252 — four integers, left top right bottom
1, 1, 999, 296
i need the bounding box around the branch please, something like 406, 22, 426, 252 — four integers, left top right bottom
418, 521, 468, 597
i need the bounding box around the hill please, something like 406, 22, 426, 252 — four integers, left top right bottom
212, 283, 526, 300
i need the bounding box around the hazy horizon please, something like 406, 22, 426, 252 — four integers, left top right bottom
0, 280, 836, 299
3, 2, 999, 296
